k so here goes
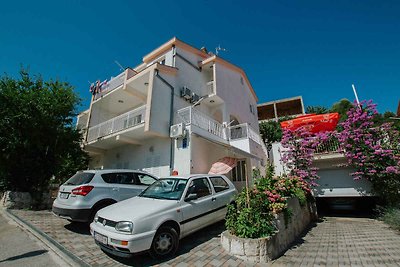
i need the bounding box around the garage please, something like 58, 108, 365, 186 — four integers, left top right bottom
315, 167, 375, 214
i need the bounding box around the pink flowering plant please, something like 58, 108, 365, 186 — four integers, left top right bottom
225, 167, 312, 238
338, 100, 400, 204
281, 127, 321, 187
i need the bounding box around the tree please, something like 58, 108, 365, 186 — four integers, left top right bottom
306, 106, 328, 114
330, 98, 352, 123
0, 70, 89, 200
259, 120, 282, 150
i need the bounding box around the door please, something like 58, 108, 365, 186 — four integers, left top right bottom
180, 177, 215, 236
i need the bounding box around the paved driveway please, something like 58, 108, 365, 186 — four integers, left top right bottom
8, 210, 400, 266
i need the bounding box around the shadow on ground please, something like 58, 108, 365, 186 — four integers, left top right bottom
64, 222, 91, 235
0, 250, 48, 263
105, 220, 226, 266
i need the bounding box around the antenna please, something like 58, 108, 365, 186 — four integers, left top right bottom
215, 45, 227, 56
115, 60, 125, 72
352, 84, 361, 109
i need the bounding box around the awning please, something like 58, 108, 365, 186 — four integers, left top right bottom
280, 113, 340, 133
208, 157, 238, 175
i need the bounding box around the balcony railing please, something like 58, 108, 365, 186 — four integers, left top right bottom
314, 134, 343, 154
178, 106, 227, 140
93, 72, 126, 100
229, 123, 264, 146
87, 105, 146, 142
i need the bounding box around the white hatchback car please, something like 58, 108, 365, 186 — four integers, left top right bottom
52, 169, 158, 223
90, 174, 237, 258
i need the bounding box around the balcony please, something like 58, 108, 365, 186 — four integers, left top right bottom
93, 72, 126, 101
87, 105, 146, 143
177, 107, 267, 158
177, 106, 227, 144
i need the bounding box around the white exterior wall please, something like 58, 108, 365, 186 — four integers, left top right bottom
147, 75, 174, 136
89, 138, 171, 177
214, 64, 259, 129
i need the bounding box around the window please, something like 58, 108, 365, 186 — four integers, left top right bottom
231, 160, 246, 182
101, 173, 135, 184
137, 174, 157, 186
210, 176, 229, 192
64, 172, 95, 186
186, 178, 212, 198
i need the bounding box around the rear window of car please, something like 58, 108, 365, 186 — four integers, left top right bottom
64, 172, 95, 186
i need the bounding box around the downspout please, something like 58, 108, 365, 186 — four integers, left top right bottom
154, 69, 175, 174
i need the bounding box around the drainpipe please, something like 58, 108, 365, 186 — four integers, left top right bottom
154, 69, 175, 174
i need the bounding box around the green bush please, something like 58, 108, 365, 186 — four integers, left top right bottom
225, 171, 313, 238
380, 207, 400, 231
225, 190, 275, 238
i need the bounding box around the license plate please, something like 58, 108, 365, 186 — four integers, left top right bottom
94, 232, 108, 245
59, 192, 69, 199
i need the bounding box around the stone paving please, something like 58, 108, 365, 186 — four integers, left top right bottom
9, 210, 400, 266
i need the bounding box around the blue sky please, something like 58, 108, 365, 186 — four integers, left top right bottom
1, 0, 399, 114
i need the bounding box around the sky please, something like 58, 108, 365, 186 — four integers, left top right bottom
1, 0, 399, 114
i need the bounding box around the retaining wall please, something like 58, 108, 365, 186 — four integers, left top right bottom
221, 197, 317, 263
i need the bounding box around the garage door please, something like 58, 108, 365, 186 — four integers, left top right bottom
315, 168, 372, 197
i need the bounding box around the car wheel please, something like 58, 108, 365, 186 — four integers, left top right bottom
149, 226, 179, 259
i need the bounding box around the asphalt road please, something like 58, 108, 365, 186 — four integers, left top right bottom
0, 210, 66, 267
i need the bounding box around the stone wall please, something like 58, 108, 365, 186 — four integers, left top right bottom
1, 191, 55, 210
221, 197, 317, 263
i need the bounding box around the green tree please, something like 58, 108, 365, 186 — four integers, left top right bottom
306, 105, 328, 114
330, 98, 352, 123
259, 120, 282, 150
0, 70, 89, 200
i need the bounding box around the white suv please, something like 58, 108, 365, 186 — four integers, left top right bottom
52, 169, 158, 223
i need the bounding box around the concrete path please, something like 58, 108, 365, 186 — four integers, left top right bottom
272, 217, 400, 266
6, 209, 400, 266
0, 210, 67, 267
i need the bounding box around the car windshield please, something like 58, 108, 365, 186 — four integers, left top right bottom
139, 178, 187, 200
64, 172, 95, 186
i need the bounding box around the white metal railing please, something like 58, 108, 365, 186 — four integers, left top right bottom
87, 105, 146, 142
314, 133, 342, 154
177, 106, 226, 140
229, 123, 263, 145
93, 72, 126, 100
206, 81, 214, 95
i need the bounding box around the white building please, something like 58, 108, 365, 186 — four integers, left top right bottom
77, 37, 268, 189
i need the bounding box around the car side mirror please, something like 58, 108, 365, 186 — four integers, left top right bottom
185, 193, 198, 202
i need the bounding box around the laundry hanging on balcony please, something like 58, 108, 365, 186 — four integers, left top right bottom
280, 113, 340, 133
90, 79, 108, 96
208, 157, 237, 175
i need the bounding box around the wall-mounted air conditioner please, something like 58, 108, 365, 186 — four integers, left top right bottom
191, 93, 200, 104
170, 123, 186, 138
180, 87, 192, 100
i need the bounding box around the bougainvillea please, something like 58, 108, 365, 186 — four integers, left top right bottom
338, 100, 400, 204
281, 127, 320, 187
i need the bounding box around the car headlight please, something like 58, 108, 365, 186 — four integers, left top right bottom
94, 213, 99, 223
115, 221, 133, 233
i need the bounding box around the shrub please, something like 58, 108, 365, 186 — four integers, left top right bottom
380, 207, 400, 231
225, 173, 312, 238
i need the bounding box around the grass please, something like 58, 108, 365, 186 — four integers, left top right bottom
380, 207, 400, 231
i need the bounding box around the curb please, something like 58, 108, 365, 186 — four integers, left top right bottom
3, 209, 91, 267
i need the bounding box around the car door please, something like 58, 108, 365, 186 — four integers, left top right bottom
208, 176, 234, 221
114, 172, 144, 200
179, 177, 215, 236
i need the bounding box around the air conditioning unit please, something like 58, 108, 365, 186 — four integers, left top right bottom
170, 123, 186, 138
180, 87, 192, 100
191, 93, 200, 104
